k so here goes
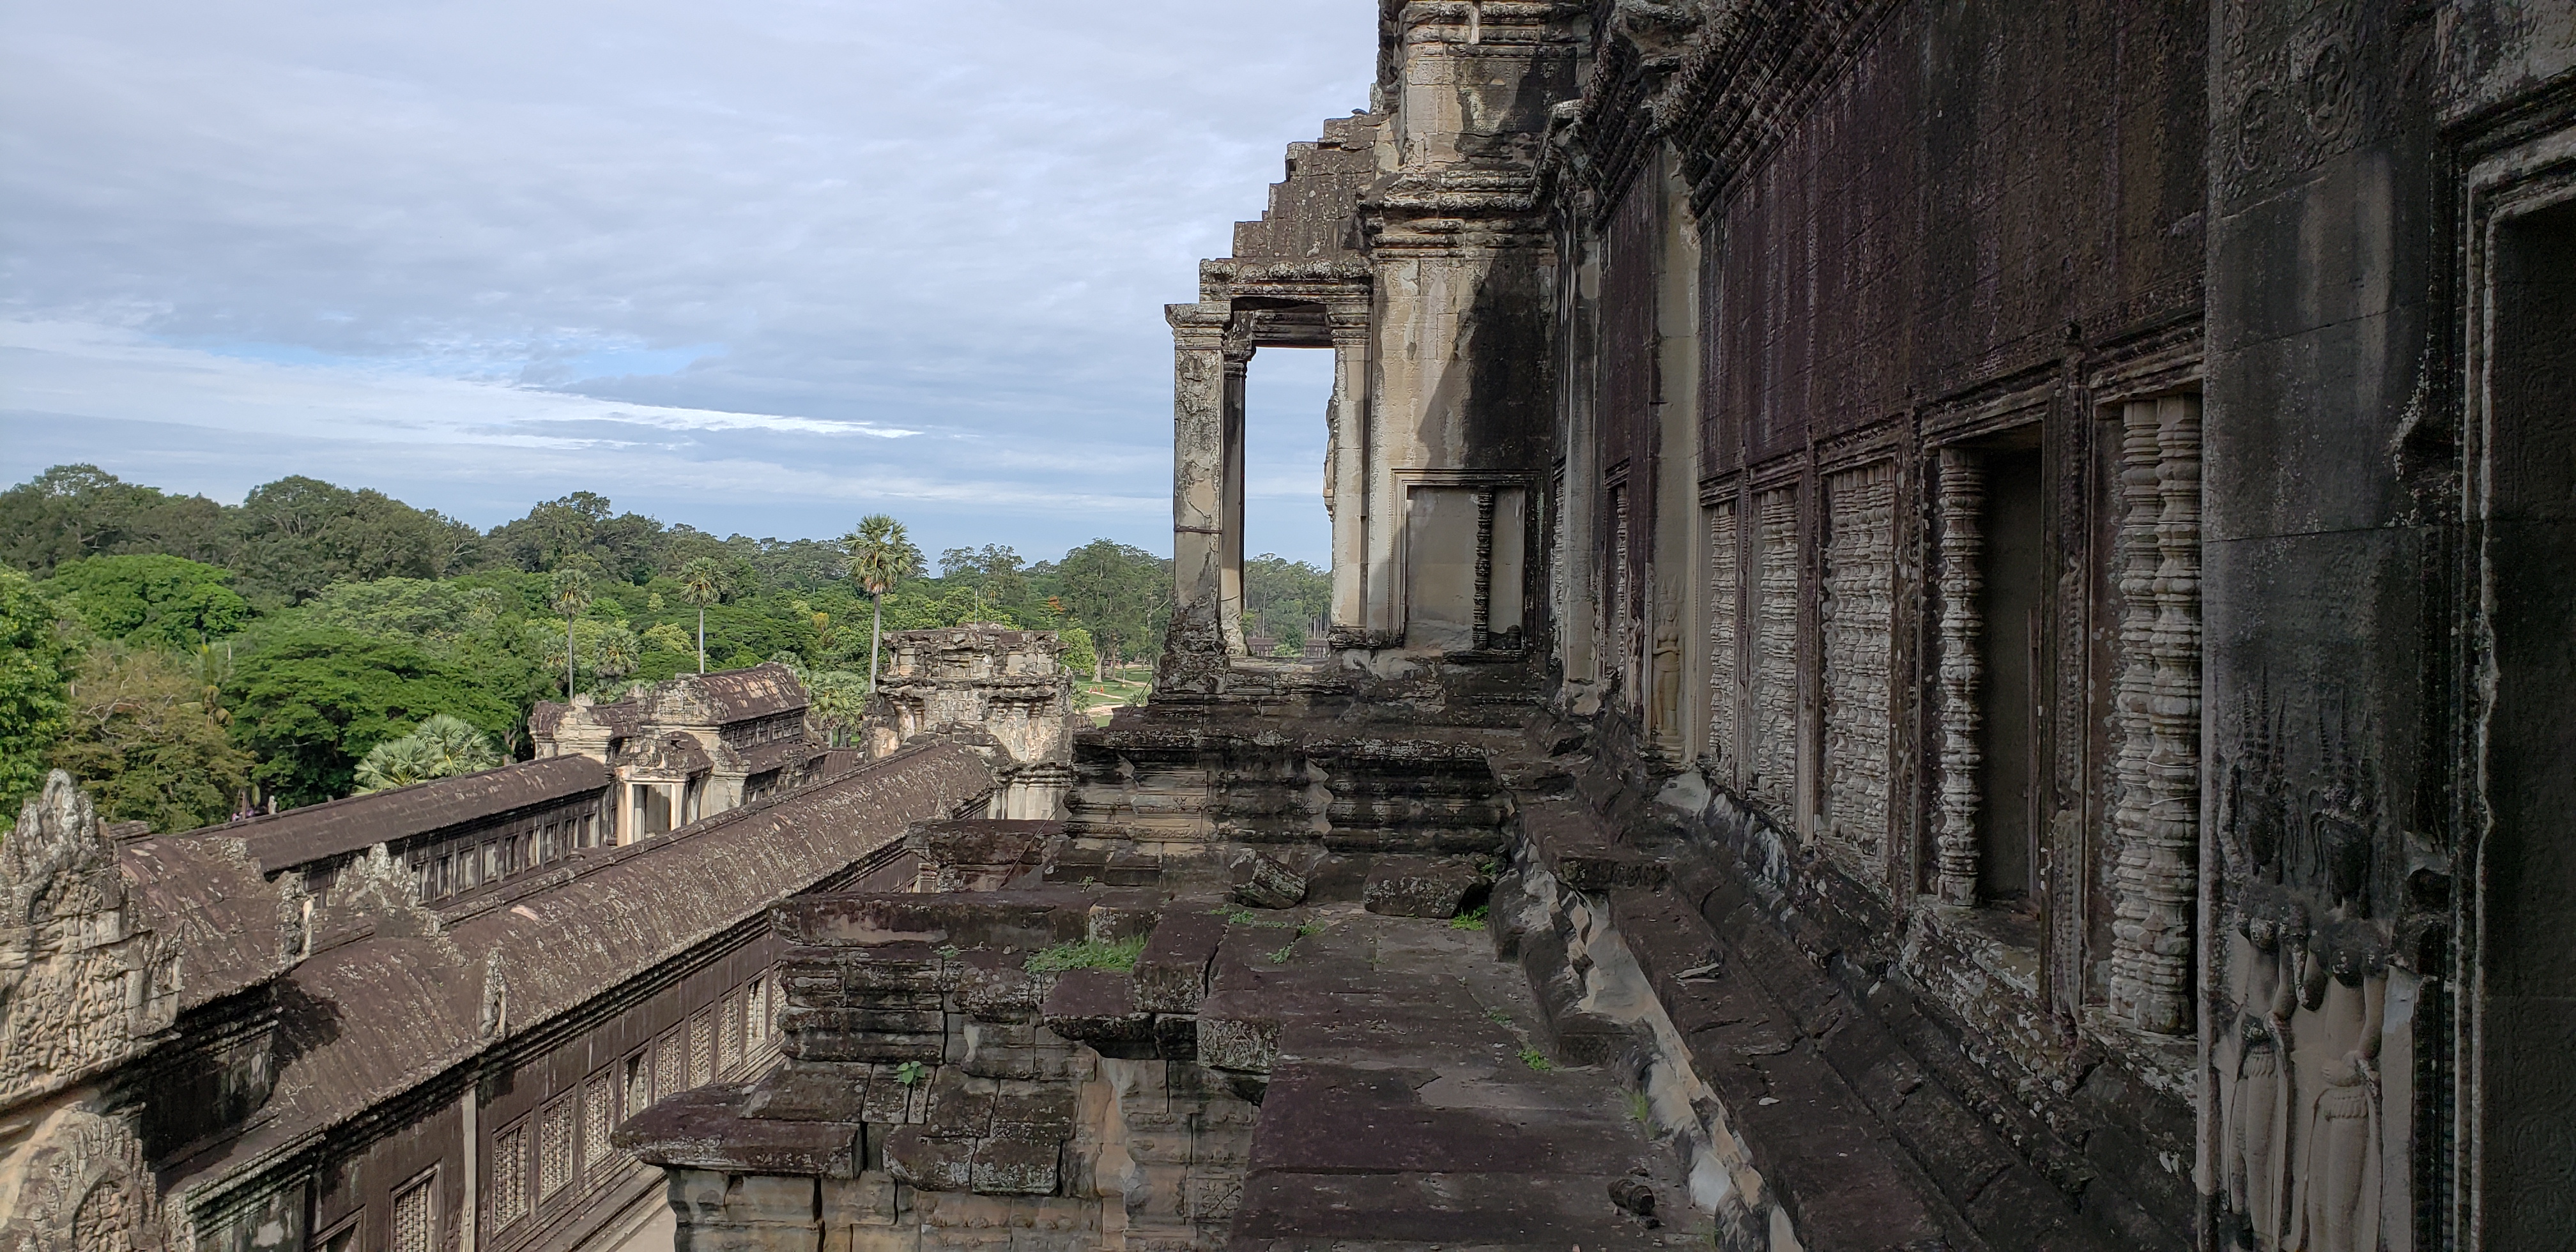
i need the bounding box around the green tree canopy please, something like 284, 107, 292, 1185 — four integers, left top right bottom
226, 476, 482, 604
0, 464, 229, 576
42, 554, 249, 649
0, 569, 78, 809
302, 576, 479, 640
1243, 553, 1330, 645
352, 713, 502, 793
49, 644, 251, 832
1056, 539, 1172, 664
224, 625, 518, 807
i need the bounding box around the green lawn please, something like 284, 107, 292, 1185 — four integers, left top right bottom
1075, 664, 1153, 725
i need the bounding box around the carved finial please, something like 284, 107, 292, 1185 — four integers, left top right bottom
478, 949, 509, 1040
328, 844, 439, 939
4, 770, 121, 930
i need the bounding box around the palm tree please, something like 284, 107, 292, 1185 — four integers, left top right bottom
353, 714, 500, 793
548, 567, 594, 698
676, 557, 730, 673
843, 514, 917, 692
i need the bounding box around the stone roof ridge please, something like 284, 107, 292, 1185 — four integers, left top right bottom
195, 755, 608, 875
1227, 112, 1384, 264
119, 830, 311, 1011
166, 740, 998, 1200
425, 740, 965, 929
321, 844, 440, 942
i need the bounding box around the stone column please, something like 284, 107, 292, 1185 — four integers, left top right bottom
1220, 330, 1251, 657
1162, 302, 1239, 687
1326, 303, 1372, 636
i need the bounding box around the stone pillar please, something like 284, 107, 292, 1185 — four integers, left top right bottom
1326, 303, 1372, 635
1162, 303, 1239, 687
1220, 331, 1250, 657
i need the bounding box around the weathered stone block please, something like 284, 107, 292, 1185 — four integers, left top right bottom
1229, 852, 1307, 909
1040, 969, 1152, 1044
881, 1126, 977, 1191
1133, 908, 1225, 1013
1195, 995, 1280, 1073
1360, 855, 1487, 918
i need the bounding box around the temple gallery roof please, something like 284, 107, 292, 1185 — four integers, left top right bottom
530, 662, 811, 742
165, 741, 994, 1199
203, 755, 610, 875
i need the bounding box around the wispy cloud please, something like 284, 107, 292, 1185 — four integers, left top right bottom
0, 0, 1363, 560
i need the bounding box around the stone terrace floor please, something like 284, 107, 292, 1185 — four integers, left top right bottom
1222, 897, 1696, 1251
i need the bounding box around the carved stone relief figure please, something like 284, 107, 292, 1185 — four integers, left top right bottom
1, 774, 178, 1109
2220, 913, 2299, 1249
2211, 684, 2404, 1252
0, 1106, 161, 1252
2289, 948, 2384, 1252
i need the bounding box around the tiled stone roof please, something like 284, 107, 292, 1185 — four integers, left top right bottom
167, 741, 993, 1198
204, 756, 610, 874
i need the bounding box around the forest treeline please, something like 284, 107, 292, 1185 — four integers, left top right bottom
0, 464, 1331, 831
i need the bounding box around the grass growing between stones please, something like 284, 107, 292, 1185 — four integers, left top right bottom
1450, 904, 1489, 931
1517, 1046, 1554, 1072
1023, 935, 1147, 973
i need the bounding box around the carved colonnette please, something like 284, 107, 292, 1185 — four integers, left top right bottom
1931, 448, 1985, 906
1747, 484, 1802, 821
1701, 489, 1740, 781
2107, 396, 2202, 1036
1818, 460, 1896, 885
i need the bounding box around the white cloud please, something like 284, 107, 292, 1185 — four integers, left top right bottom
0, 0, 1368, 560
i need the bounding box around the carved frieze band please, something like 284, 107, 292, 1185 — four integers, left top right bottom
1931, 450, 1984, 906
1820, 464, 1896, 884
2109, 395, 2202, 1035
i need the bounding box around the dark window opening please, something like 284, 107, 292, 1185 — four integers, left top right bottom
2481, 195, 2576, 1246
1976, 443, 2045, 907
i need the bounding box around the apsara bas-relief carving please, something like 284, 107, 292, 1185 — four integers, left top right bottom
2209, 687, 2412, 1252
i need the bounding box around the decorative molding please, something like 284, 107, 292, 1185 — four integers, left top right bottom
1932, 450, 1986, 905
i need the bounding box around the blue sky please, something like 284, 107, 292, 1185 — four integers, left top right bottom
0, 1, 1372, 565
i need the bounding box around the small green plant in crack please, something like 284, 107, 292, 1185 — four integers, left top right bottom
1623, 1089, 1655, 1129
893, 1060, 928, 1087
1517, 1046, 1554, 1072
936, 944, 961, 960
1449, 904, 1489, 931
1023, 935, 1147, 973
1485, 1007, 1513, 1025
1267, 940, 1298, 965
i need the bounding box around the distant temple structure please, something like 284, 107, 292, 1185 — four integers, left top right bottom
9, 3, 2573, 1251
0, 645, 1071, 1252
